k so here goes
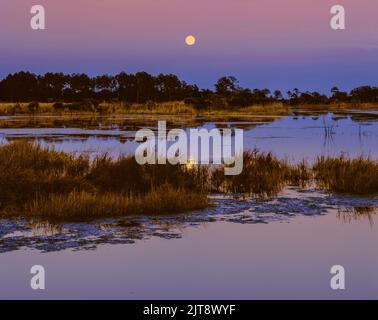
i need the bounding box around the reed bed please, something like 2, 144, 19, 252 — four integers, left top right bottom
0, 101, 288, 116
313, 155, 378, 194
24, 185, 208, 221
0, 141, 377, 221
0, 142, 208, 220
211, 150, 288, 198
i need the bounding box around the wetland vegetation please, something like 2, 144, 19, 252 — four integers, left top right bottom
0, 141, 377, 221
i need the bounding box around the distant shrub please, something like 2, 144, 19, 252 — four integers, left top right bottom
94, 103, 110, 113
53, 102, 65, 111
64, 100, 101, 112
27, 101, 39, 113
210, 96, 229, 109
13, 103, 23, 114
81, 99, 99, 112
67, 102, 82, 112
184, 97, 211, 110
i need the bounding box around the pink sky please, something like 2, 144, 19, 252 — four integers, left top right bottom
1, 0, 378, 91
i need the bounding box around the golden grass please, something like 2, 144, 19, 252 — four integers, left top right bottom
121, 101, 198, 114
0, 101, 289, 116
211, 150, 289, 198
294, 103, 378, 111
24, 185, 208, 221
0, 101, 197, 115
1, 101, 378, 117
285, 160, 312, 188
0, 141, 89, 206
0, 102, 55, 114
0, 141, 209, 220
201, 103, 289, 116
1, 141, 377, 221
313, 155, 378, 194
214, 152, 378, 196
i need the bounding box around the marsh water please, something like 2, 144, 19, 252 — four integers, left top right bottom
0, 110, 378, 299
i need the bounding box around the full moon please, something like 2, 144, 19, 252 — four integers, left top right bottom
185, 35, 196, 46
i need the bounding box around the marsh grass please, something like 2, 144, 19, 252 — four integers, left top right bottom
0, 101, 289, 116
1, 141, 378, 221
123, 101, 197, 114
0, 141, 89, 206
285, 160, 312, 188
313, 156, 378, 194
1, 101, 378, 117
211, 150, 288, 198
24, 185, 208, 221
213, 152, 378, 197
293, 103, 378, 111
202, 103, 289, 116
0, 102, 55, 115
0, 141, 209, 220
0, 101, 196, 115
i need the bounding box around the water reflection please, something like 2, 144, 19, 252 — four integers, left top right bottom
0, 114, 276, 131
1, 187, 377, 253
337, 206, 377, 226
1, 112, 378, 163
1, 111, 378, 253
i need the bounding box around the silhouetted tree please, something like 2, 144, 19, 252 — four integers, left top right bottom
94, 75, 115, 101
273, 90, 283, 100
350, 86, 378, 103
330, 87, 349, 103
0, 72, 39, 101
215, 76, 239, 96
40, 73, 67, 101
1, 71, 378, 109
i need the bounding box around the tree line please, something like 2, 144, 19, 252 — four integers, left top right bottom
0, 71, 378, 108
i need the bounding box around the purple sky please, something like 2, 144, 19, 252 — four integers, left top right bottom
1, 0, 378, 92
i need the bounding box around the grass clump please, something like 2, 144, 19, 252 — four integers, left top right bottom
2, 141, 378, 221
24, 185, 208, 221
211, 150, 288, 198
285, 160, 312, 188
0, 142, 89, 208
124, 101, 197, 114
0, 141, 209, 220
313, 155, 378, 194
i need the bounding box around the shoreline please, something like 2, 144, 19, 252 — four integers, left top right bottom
0, 102, 378, 117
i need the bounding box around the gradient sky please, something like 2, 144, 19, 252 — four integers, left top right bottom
1, 0, 378, 92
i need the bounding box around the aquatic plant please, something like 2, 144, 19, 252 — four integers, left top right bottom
23, 185, 208, 221
211, 150, 288, 198
0, 141, 89, 207
0, 141, 208, 220
1, 141, 378, 221
313, 155, 378, 194
285, 160, 312, 188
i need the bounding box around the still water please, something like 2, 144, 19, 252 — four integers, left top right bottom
0, 111, 377, 299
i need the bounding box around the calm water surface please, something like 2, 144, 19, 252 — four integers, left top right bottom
0, 111, 377, 299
